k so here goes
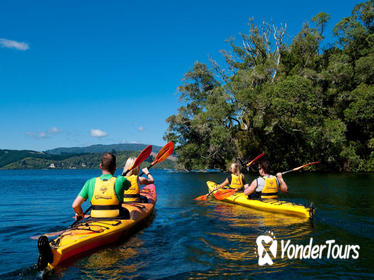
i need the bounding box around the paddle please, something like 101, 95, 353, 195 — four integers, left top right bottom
194, 153, 265, 201
139, 142, 174, 176
214, 161, 320, 200
123, 145, 153, 176
281, 161, 320, 175
31, 146, 153, 240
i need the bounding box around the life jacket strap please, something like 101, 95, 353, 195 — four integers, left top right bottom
124, 194, 141, 198
91, 205, 121, 210
261, 192, 278, 197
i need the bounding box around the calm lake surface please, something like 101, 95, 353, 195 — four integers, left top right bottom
0, 169, 373, 279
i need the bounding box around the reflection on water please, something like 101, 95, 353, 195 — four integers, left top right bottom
189, 201, 313, 278
52, 235, 146, 280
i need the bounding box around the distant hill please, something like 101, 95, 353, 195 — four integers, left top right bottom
45, 143, 163, 155
0, 143, 176, 170
0, 150, 72, 168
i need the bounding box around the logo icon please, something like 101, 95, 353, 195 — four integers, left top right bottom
100, 187, 107, 194
256, 234, 277, 266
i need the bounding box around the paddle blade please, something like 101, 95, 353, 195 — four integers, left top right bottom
130, 145, 153, 170
293, 161, 320, 172
194, 194, 208, 201
247, 152, 265, 167
214, 189, 238, 200
152, 142, 174, 165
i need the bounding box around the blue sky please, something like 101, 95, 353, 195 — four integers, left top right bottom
0, 0, 362, 151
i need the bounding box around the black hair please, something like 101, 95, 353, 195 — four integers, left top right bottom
101, 152, 116, 172
258, 158, 271, 174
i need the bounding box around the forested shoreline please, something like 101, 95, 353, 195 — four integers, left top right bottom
0, 149, 176, 170
165, 1, 374, 172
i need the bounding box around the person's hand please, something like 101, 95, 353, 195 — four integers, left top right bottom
276, 172, 283, 180
142, 168, 150, 176
75, 213, 84, 221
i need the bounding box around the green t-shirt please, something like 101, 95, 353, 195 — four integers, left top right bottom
78, 174, 130, 202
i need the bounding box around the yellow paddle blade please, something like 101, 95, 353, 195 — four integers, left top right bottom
293, 161, 320, 171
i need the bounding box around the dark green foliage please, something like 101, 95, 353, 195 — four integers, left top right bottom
165, 1, 374, 172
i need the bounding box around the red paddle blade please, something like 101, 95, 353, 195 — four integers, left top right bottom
194, 194, 208, 201
131, 145, 152, 170
214, 189, 238, 200
293, 161, 320, 171
152, 142, 174, 165
247, 152, 265, 167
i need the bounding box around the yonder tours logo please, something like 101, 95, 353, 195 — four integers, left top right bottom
256, 232, 360, 266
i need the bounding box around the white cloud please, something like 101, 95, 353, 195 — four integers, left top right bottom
25, 131, 48, 139
25, 126, 62, 139
39, 132, 47, 138
120, 139, 127, 144
90, 129, 108, 138
0, 38, 29, 51
49, 127, 62, 134
138, 126, 144, 132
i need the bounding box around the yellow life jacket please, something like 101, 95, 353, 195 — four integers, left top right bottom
261, 176, 278, 199
124, 175, 141, 202
230, 173, 244, 189
90, 176, 121, 218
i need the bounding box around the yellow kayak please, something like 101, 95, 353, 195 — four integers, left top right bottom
37, 184, 156, 271
207, 181, 314, 218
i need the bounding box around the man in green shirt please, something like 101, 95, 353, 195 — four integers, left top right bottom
72, 152, 131, 220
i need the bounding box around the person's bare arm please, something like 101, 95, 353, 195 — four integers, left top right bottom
244, 179, 257, 196
72, 196, 86, 219
217, 178, 229, 189
139, 168, 154, 185
276, 173, 288, 192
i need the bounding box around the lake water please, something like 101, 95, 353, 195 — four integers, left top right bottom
0, 169, 373, 279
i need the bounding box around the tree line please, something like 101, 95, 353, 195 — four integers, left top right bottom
165, 1, 374, 172
0, 149, 176, 170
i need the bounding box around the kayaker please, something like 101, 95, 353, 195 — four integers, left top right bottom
217, 162, 247, 191
72, 152, 131, 220
244, 159, 288, 199
122, 157, 154, 202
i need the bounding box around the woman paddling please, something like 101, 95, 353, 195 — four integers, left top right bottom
122, 157, 154, 203
217, 162, 247, 191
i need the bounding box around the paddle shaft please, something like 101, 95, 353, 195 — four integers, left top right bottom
139, 162, 155, 176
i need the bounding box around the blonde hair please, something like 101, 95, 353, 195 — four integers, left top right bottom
231, 162, 241, 175
122, 157, 140, 176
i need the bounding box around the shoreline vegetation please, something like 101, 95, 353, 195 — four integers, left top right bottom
164, 1, 374, 173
